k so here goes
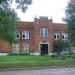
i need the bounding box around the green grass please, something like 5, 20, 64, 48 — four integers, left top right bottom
0, 55, 55, 62
0, 55, 75, 69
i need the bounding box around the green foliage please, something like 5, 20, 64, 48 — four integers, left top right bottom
8, 53, 30, 56
61, 41, 69, 49
59, 51, 75, 59
64, 0, 75, 46
59, 52, 71, 59
0, 0, 32, 43
0, 8, 17, 43
53, 40, 61, 51
0, 0, 32, 12
53, 40, 69, 52
0, 0, 32, 45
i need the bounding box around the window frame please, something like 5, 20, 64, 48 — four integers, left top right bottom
40, 28, 48, 37
62, 33, 68, 40
15, 31, 20, 39
54, 32, 60, 40
22, 31, 29, 39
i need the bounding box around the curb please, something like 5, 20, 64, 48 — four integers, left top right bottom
0, 66, 75, 71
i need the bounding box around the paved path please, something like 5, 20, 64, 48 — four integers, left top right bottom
0, 68, 75, 75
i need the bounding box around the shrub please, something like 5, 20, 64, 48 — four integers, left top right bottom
71, 53, 75, 59
8, 53, 30, 56
59, 52, 70, 60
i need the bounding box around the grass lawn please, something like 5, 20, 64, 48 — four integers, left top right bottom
0, 55, 75, 69
0, 55, 55, 62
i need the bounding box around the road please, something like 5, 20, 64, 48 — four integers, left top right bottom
0, 68, 75, 75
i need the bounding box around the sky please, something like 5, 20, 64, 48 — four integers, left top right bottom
16, 0, 69, 23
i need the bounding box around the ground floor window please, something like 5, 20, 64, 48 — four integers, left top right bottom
22, 43, 29, 53
12, 43, 20, 53
53, 40, 69, 53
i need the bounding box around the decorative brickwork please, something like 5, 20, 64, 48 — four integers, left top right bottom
0, 16, 68, 54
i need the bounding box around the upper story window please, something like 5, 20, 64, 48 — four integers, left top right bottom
54, 32, 60, 40
62, 33, 68, 40
15, 31, 20, 39
22, 31, 29, 39
40, 28, 48, 37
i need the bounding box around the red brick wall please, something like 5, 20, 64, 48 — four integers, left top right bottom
0, 17, 68, 53
0, 40, 11, 53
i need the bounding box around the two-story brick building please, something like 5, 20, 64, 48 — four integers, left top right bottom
0, 16, 68, 55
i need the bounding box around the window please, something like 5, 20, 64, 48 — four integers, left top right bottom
22, 43, 29, 53
12, 43, 20, 53
22, 31, 29, 39
54, 32, 60, 40
15, 31, 20, 39
40, 28, 48, 37
62, 33, 68, 40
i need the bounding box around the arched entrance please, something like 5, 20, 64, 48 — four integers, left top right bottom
40, 44, 48, 55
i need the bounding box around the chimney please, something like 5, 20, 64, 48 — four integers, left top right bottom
34, 16, 38, 21
34, 15, 38, 20
34, 15, 39, 24
49, 16, 53, 24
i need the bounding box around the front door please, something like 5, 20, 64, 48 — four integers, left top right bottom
40, 44, 48, 55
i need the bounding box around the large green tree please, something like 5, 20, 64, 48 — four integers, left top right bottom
0, 0, 32, 43
0, 8, 17, 43
64, 0, 75, 46
53, 40, 69, 56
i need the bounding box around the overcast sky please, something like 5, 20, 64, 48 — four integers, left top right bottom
16, 0, 68, 23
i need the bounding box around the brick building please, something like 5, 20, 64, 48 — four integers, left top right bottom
0, 16, 68, 55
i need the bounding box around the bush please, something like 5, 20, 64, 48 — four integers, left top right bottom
59, 51, 75, 59
71, 53, 75, 59
59, 52, 71, 60
51, 55, 55, 58
8, 53, 30, 56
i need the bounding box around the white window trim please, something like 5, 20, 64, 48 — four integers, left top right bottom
22, 31, 29, 39
40, 28, 48, 37
54, 32, 60, 40
16, 31, 20, 39
62, 33, 68, 40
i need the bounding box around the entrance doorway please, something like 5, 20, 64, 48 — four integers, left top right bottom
40, 44, 48, 55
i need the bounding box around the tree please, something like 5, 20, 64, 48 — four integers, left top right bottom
64, 0, 75, 46
53, 40, 69, 56
53, 40, 62, 56
0, 8, 17, 43
0, 0, 32, 43
0, 0, 32, 12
